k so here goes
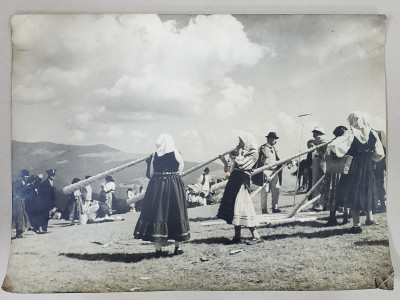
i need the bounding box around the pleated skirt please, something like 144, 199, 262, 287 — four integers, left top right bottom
134, 174, 190, 243
336, 156, 378, 212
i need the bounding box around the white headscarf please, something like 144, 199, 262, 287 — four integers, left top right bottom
329, 112, 385, 162
155, 133, 176, 157
348, 111, 371, 144
238, 132, 259, 153
236, 132, 259, 171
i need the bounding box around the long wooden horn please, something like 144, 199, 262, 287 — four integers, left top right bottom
210, 139, 332, 193
286, 175, 326, 218
252, 140, 332, 175
63, 147, 236, 195
126, 148, 237, 204
62, 155, 149, 194
180, 148, 236, 177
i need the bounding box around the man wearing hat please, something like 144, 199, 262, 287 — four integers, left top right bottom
198, 167, 211, 203
34, 169, 57, 233
311, 126, 328, 210
253, 132, 283, 214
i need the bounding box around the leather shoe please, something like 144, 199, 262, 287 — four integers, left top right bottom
155, 250, 169, 258
261, 209, 268, 214
229, 237, 244, 244
325, 218, 338, 227
173, 248, 184, 255
365, 219, 380, 226
347, 226, 362, 234
272, 208, 281, 213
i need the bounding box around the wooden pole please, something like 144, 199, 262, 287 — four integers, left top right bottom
63, 147, 236, 195
296, 194, 321, 213
250, 162, 287, 198
180, 148, 236, 177
285, 174, 325, 218
210, 179, 228, 193
266, 216, 318, 227
252, 140, 332, 176
126, 193, 145, 205
62, 155, 149, 194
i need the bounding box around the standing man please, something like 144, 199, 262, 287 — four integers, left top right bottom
254, 132, 282, 214
311, 126, 328, 210
35, 169, 57, 233
198, 167, 211, 199
103, 175, 116, 213
82, 175, 93, 213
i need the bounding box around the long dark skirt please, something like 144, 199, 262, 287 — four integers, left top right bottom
336, 156, 378, 212
320, 173, 341, 211
12, 196, 31, 232
134, 174, 190, 243
217, 170, 250, 224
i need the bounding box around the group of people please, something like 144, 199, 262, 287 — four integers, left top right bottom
66, 175, 123, 225
11, 111, 387, 254
132, 111, 386, 256
12, 168, 57, 237
186, 167, 220, 207
320, 112, 386, 233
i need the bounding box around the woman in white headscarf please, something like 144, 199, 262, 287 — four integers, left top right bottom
217, 132, 261, 243
134, 134, 190, 257
329, 112, 385, 234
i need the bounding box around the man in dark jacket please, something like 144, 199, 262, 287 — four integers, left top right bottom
34, 169, 56, 233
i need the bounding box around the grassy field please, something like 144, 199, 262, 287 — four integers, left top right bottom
2, 191, 394, 293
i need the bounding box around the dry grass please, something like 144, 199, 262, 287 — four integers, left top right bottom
2, 192, 393, 293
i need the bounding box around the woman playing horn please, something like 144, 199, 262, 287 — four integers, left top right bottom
133, 133, 190, 257
217, 132, 261, 244
330, 112, 385, 234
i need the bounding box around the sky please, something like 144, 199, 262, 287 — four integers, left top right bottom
11, 14, 387, 161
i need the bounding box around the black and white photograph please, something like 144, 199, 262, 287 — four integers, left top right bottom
1, 8, 399, 297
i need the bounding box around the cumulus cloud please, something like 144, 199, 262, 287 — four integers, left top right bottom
12, 14, 265, 121
11, 14, 386, 162
214, 78, 255, 117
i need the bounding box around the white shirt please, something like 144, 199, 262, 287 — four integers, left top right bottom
84, 185, 92, 201
198, 173, 210, 194
104, 181, 115, 193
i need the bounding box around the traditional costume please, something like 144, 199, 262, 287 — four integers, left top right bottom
68, 178, 83, 223
32, 169, 56, 232
329, 112, 384, 233
134, 134, 190, 253
12, 170, 34, 237
217, 132, 259, 228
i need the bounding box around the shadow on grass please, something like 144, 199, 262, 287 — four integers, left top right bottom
189, 216, 218, 222
354, 239, 389, 247
60, 252, 160, 263
188, 227, 349, 244
261, 227, 349, 240
188, 236, 232, 245
258, 220, 327, 229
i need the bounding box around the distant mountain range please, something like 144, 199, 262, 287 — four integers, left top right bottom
11, 140, 224, 210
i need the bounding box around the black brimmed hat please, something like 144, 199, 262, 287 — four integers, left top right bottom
266, 132, 279, 139
46, 169, 56, 177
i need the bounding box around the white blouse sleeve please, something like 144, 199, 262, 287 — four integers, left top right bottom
328, 130, 354, 158
174, 150, 184, 174
371, 130, 385, 162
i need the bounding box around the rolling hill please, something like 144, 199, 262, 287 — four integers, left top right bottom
11, 141, 225, 211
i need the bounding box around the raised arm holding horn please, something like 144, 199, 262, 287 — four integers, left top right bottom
209, 139, 333, 194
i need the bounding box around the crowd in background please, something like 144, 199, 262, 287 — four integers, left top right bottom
11, 111, 387, 247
